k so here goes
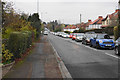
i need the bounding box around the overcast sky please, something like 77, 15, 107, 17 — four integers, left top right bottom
2, 0, 119, 24
3, 0, 119, 2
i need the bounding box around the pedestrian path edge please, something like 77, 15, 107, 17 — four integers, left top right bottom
48, 39, 73, 79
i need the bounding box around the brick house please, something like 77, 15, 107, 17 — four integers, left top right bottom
101, 9, 119, 28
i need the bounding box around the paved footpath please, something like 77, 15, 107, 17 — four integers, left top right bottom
3, 35, 62, 78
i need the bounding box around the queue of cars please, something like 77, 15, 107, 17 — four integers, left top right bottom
50, 32, 120, 55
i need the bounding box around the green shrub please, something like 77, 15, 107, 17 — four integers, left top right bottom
64, 31, 71, 34
8, 31, 32, 58
104, 27, 114, 35
22, 31, 32, 48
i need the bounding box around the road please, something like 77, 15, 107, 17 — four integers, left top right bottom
48, 33, 119, 79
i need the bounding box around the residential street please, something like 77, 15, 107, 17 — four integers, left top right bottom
48, 33, 119, 78
1, 0, 120, 80
3, 36, 62, 78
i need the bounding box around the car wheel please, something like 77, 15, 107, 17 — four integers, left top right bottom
76, 39, 78, 42
90, 41, 92, 47
96, 43, 100, 49
82, 42, 83, 44
115, 47, 118, 55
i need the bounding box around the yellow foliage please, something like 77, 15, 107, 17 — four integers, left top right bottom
2, 44, 14, 64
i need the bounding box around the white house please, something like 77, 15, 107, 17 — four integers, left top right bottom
64, 25, 79, 32
88, 16, 103, 30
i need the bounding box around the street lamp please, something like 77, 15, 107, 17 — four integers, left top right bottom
37, 0, 39, 13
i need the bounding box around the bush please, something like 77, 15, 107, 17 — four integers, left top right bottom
2, 44, 14, 64
114, 26, 119, 40
8, 31, 32, 58
104, 27, 114, 35
22, 31, 32, 48
73, 30, 79, 33
85, 29, 103, 33
64, 31, 71, 34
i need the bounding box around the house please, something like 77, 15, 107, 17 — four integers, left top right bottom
85, 20, 92, 30
64, 25, 79, 32
101, 9, 119, 28
76, 20, 92, 30
76, 22, 86, 29
88, 16, 103, 30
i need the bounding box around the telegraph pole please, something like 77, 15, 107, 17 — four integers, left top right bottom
80, 14, 81, 24
118, 0, 120, 37
37, 0, 39, 13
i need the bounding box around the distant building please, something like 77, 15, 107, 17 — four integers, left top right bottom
85, 20, 92, 30
64, 25, 79, 32
76, 22, 86, 29
88, 16, 103, 30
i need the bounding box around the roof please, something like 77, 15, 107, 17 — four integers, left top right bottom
101, 25, 109, 28
64, 25, 77, 29
90, 17, 103, 25
102, 9, 120, 21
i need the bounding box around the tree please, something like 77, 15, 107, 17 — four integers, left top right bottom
28, 13, 41, 38
2, 1, 35, 39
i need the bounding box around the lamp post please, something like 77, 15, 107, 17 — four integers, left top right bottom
118, 0, 120, 37
80, 14, 81, 24
37, 0, 39, 13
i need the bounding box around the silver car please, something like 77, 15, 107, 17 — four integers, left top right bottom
114, 37, 120, 55
75, 33, 84, 42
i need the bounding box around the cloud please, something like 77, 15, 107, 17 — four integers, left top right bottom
2, 0, 119, 2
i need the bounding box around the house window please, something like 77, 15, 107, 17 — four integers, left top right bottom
107, 20, 108, 25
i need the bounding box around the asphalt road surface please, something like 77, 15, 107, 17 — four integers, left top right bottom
48, 33, 119, 79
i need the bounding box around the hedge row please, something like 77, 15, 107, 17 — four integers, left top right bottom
8, 31, 32, 58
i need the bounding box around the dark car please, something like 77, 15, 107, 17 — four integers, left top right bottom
114, 37, 120, 55
82, 34, 94, 45
90, 34, 115, 49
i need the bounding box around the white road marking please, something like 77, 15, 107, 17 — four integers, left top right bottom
105, 53, 120, 59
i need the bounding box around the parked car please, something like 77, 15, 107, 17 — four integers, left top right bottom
72, 33, 77, 40
59, 32, 65, 37
82, 34, 94, 45
69, 33, 74, 38
44, 31, 48, 35
90, 34, 115, 49
75, 33, 84, 42
114, 37, 120, 55
62, 33, 69, 38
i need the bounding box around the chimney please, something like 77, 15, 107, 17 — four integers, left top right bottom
98, 16, 103, 19
88, 20, 92, 22
115, 9, 119, 12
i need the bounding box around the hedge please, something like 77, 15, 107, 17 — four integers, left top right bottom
8, 31, 32, 58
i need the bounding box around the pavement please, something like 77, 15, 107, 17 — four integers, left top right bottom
48, 33, 119, 79
3, 35, 62, 78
